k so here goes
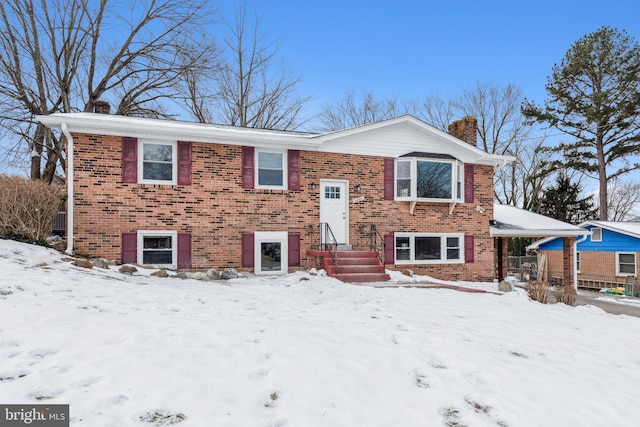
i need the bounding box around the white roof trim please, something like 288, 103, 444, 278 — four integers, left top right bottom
317, 115, 514, 166
580, 220, 640, 240
491, 204, 588, 238
529, 220, 640, 249
37, 113, 322, 150
37, 113, 516, 166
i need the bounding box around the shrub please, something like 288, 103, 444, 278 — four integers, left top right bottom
526, 281, 550, 303
555, 284, 577, 306
0, 175, 65, 243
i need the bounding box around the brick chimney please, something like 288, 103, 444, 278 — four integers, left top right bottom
93, 100, 111, 114
448, 116, 477, 146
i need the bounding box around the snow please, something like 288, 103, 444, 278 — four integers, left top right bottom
1, 239, 639, 426
492, 204, 586, 237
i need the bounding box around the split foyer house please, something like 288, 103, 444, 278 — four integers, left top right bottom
38, 109, 517, 282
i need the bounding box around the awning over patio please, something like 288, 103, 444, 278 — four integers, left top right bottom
490, 204, 588, 238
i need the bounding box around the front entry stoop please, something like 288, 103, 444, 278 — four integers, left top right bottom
307, 250, 390, 283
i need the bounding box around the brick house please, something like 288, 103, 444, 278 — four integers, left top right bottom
531, 221, 640, 289
38, 110, 515, 282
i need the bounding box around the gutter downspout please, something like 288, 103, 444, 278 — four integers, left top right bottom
61, 123, 73, 255
573, 233, 589, 291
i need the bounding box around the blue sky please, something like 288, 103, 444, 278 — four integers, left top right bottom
217, 0, 640, 130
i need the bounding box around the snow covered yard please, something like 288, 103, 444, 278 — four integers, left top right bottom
1, 239, 639, 427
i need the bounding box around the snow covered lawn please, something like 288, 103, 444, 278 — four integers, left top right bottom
1, 239, 639, 426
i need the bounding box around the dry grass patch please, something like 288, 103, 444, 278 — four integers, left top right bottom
526, 281, 550, 303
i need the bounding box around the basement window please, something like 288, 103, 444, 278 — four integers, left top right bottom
394, 233, 464, 264
254, 232, 288, 274
138, 231, 177, 267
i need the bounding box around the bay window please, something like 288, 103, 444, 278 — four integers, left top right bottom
395, 158, 463, 202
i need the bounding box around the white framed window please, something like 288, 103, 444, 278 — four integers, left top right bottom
395, 158, 463, 202
138, 230, 177, 268
616, 252, 636, 276
255, 231, 288, 274
256, 150, 286, 189
591, 227, 602, 242
139, 140, 177, 184
394, 233, 464, 264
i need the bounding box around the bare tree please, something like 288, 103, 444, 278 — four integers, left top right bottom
411, 82, 538, 207
0, 0, 213, 183
405, 94, 457, 132
494, 137, 551, 210
211, 2, 309, 130
457, 82, 531, 156
599, 179, 640, 221
320, 90, 401, 131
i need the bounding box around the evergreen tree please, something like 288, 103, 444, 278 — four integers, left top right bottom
522, 27, 640, 220
538, 174, 597, 224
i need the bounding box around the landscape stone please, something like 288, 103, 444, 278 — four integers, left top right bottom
119, 265, 137, 274
73, 259, 93, 269
92, 258, 110, 269
221, 268, 238, 280
499, 280, 513, 292
207, 269, 221, 280
151, 269, 169, 278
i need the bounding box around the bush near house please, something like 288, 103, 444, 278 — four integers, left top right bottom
526, 281, 550, 303
0, 175, 64, 243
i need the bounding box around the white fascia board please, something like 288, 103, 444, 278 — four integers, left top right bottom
491, 228, 590, 238
582, 220, 640, 240
37, 113, 322, 151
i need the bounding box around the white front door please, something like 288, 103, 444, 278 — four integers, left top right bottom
319, 180, 348, 245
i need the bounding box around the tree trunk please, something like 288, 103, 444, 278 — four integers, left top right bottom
596, 137, 608, 220
30, 124, 47, 180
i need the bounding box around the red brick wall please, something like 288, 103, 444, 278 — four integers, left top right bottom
539, 249, 639, 281
71, 133, 496, 281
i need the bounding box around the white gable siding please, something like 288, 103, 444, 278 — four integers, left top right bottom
318, 122, 485, 163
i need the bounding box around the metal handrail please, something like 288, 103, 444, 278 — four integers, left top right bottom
309, 223, 339, 269
369, 224, 386, 266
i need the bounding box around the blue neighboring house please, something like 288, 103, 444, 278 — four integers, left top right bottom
531, 221, 640, 289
